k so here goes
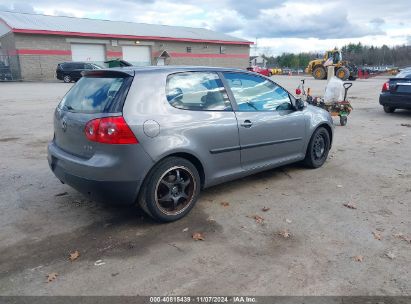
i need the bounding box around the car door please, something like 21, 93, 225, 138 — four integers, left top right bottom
162, 71, 241, 184
221, 72, 306, 170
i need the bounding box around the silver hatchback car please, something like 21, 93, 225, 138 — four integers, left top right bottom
48, 66, 333, 222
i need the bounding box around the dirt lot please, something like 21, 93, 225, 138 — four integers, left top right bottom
0, 76, 410, 296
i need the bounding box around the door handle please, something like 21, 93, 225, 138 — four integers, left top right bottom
241, 120, 253, 128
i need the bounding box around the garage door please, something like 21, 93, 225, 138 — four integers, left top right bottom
122, 46, 151, 66
71, 44, 105, 65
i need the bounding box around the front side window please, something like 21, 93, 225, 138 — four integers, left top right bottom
222, 72, 292, 112
166, 72, 231, 111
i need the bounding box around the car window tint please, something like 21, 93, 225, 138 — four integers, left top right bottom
166, 72, 231, 111
62, 63, 72, 70
59, 77, 130, 113
223, 72, 292, 112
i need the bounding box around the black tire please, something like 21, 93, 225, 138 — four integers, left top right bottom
336, 67, 350, 80
63, 75, 72, 83
313, 66, 326, 80
138, 157, 201, 222
304, 127, 331, 168
383, 105, 395, 113
340, 116, 348, 126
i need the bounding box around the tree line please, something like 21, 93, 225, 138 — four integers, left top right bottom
262, 43, 411, 69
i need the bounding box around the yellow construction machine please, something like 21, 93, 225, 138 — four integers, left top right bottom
305, 48, 358, 80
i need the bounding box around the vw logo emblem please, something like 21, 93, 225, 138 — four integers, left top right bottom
61, 118, 67, 132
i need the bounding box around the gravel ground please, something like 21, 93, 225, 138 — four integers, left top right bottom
0, 76, 410, 296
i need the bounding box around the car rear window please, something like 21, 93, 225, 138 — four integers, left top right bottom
59, 76, 132, 113
396, 70, 411, 78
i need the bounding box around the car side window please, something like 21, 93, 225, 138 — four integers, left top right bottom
223, 72, 292, 112
62, 63, 72, 70
166, 72, 232, 111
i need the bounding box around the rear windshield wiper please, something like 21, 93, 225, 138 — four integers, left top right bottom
62, 104, 74, 111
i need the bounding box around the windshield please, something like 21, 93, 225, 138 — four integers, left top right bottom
396, 69, 411, 78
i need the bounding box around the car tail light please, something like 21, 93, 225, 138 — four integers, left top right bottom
85, 116, 138, 144
382, 82, 390, 92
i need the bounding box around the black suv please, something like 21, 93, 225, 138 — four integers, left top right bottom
56, 62, 101, 83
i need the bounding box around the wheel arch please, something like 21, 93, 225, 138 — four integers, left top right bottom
317, 123, 333, 147
305, 122, 333, 153
151, 151, 206, 189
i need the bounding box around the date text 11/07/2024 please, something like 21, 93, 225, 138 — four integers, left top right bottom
149, 297, 257, 303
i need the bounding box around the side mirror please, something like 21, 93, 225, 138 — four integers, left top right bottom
295, 98, 305, 111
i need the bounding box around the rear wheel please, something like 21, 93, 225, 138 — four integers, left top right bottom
313, 66, 326, 80
336, 67, 350, 80
383, 105, 395, 113
304, 127, 331, 168
138, 157, 201, 222
63, 75, 72, 83
340, 116, 348, 126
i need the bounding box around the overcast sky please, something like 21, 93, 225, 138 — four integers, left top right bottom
1, 0, 410, 55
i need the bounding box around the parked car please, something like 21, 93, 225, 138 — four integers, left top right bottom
48, 66, 334, 222
56, 62, 102, 83
379, 68, 411, 113
247, 66, 271, 77
0, 62, 12, 80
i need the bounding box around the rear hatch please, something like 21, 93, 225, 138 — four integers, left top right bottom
53, 70, 134, 158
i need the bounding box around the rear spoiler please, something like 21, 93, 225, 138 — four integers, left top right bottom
389, 77, 411, 81
82, 69, 135, 78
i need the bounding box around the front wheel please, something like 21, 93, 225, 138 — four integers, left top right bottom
63, 75, 72, 83
138, 157, 201, 222
340, 115, 348, 126
313, 66, 326, 80
383, 105, 395, 113
304, 127, 331, 168
336, 67, 350, 80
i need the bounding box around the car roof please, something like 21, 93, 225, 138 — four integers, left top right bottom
86, 65, 248, 77
60, 62, 97, 65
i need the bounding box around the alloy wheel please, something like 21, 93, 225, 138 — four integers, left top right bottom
155, 166, 196, 216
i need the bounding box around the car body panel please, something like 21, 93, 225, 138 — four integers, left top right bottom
122, 70, 242, 187
233, 110, 306, 170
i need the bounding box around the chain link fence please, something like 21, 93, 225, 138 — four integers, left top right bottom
0, 54, 21, 81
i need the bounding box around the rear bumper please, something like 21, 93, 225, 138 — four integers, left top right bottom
379, 93, 411, 109
47, 141, 154, 205
52, 164, 140, 204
